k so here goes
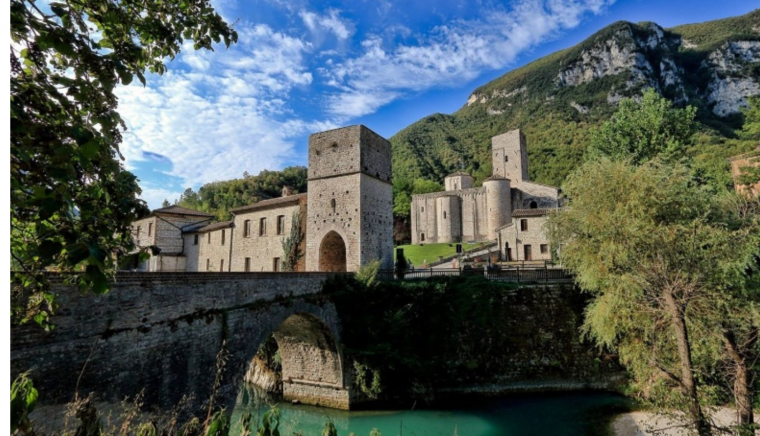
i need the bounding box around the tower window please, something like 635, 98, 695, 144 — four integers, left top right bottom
505, 155, 509, 162
443, 211, 447, 219
330, 198, 336, 214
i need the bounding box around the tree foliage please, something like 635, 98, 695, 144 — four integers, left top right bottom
551, 159, 760, 435
588, 89, 697, 164
280, 210, 304, 272
177, 167, 308, 220
11, 0, 237, 327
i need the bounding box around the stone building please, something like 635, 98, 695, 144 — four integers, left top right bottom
410, 129, 561, 261
130, 125, 393, 272
130, 205, 214, 271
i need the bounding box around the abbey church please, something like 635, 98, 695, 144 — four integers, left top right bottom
410, 130, 561, 262
130, 127, 560, 272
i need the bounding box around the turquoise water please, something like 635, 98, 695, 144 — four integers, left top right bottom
231, 385, 632, 436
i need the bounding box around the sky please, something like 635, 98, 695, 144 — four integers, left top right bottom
115, 0, 760, 209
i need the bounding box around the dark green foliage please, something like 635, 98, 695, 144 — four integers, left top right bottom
10, 373, 38, 434
390, 10, 760, 194
11, 0, 237, 328
177, 167, 307, 220
322, 275, 602, 401
280, 210, 304, 272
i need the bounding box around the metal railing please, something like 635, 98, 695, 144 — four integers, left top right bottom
378, 267, 573, 283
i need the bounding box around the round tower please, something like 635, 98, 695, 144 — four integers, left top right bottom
436, 195, 461, 243
483, 176, 511, 238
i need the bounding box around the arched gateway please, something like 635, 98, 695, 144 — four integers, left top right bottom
318, 231, 347, 272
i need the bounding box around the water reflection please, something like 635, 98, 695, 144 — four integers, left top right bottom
231, 383, 632, 436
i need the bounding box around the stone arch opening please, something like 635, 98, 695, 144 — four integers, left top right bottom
529, 200, 538, 209
319, 231, 346, 272
244, 312, 346, 408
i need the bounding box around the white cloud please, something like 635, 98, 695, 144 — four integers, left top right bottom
323, 0, 614, 117
299, 9, 355, 42
139, 187, 186, 209
117, 22, 320, 189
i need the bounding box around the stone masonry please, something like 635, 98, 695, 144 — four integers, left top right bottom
11, 272, 355, 414
131, 125, 393, 273
410, 129, 561, 262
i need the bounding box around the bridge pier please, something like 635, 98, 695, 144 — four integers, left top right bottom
283, 380, 351, 410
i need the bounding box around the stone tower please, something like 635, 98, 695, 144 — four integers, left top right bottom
305, 125, 394, 272
492, 129, 529, 184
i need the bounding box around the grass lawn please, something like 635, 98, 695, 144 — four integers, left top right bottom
394, 243, 459, 267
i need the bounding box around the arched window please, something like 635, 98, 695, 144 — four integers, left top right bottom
529, 200, 538, 209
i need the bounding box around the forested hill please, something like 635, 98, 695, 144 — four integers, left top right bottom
390, 9, 760, 190
174, 166, 307, 220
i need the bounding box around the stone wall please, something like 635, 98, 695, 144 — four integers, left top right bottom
11, 272, 352, 415
492, 130, 529, 184
498, 214, 553, 261
231, 201, 305, 272
192, 225, 233, 271
518, 181, 562, 209
305, 125, 393, 271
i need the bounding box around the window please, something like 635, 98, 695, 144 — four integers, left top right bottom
273, 257, 281, 272
540, 244, 548, 254
220, 259, 224, 272
244, 258, 251, 272
206, 259, 210, 271
193, 234, 199, 245
243, 220, 251, 237
443, 211, 447, 219
330, 198, 336, 214
136, 226, 141, 238
148, 222, 153, 236
221, 229, 226, 245
520, 219, 528, 231
277, 215, 285, 235
524, 245, 533, 261
420, 233, 425, 242
421, 207, 425, 213
529, 200, 538, 209
505, 155, 509, 162
208, 232, 211, 244
259, 218, 267, 236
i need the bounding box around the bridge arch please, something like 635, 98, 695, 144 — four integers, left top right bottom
230, 300, 352, 410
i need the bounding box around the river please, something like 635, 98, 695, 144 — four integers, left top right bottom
230, 384, 633, 436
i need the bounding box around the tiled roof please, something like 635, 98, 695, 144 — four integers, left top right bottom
445, 171, 472, 178
230, 193, 306, 214
511, 208, 554, 217
185, 221, 233, 234
151, 205, 214, 217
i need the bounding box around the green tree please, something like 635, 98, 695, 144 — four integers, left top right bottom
588, 89, 697, 164
11, 0, 237, 327
281, 210, 304, 272
551, 159, 760, 436
740, 96, 760, 140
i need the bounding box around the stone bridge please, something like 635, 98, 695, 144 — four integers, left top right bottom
11, 272, 357, 412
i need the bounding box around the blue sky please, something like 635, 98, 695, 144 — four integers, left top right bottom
115, 0, 760, 209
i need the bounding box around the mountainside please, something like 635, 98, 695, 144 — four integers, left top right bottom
390, 10, 760, 189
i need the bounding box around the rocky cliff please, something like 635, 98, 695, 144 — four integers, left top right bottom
391, 10, 760, 189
